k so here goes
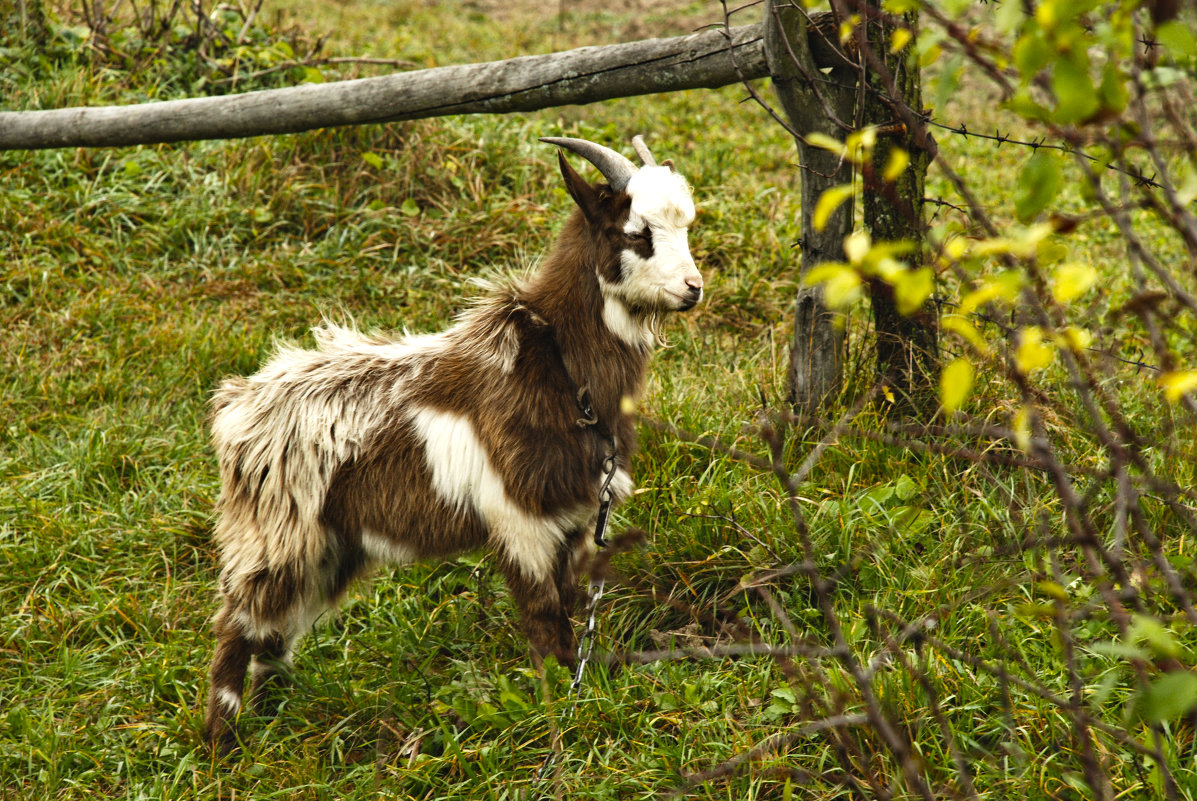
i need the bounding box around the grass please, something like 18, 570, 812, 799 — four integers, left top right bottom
3, 0, 1197, 798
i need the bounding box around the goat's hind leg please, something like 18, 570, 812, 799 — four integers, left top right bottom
248, 630, 295, 718
203, 607, 255, 755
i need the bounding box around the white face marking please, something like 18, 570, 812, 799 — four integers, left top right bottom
409, 407, 568, 582
605, 165, 703, 318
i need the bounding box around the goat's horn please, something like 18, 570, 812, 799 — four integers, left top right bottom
540, 136, 637, 193
631, 135, 657, 167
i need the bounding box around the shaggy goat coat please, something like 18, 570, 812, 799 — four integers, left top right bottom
202, 140, 701, 751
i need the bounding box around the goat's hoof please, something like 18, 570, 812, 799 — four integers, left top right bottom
203, 725, 241, 760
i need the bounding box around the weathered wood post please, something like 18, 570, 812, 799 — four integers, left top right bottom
858, 0, 938, 415
763, 1, 856, 417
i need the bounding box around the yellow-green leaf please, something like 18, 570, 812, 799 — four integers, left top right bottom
838, 15, 860, 45
943, 314, 991, 355
1159, 370, 1197, 403
894, 267, 934, 316
959, 272, 1023, 315
843, 229, 871, 264
362, 152, 384, 170
1015, 326, 1054, 373
812, 184, 854, 232
805, 263, 862, 309
1012, 405, 1032, 452
939, 357, 974, 413
845, 127, 877, 164
890, 27, 913, 54
1053, 326, 1092, 353
806, 132, 847, 157
1036, 580, 1069, 601
1051, 262, 1098, 303
942, 235, 969, 261
883, 147, 910, 182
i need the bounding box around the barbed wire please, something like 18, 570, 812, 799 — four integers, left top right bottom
923, 117, 1165, 190
930, 296, 1166, 373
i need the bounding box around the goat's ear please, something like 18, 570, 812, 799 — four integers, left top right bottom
558, 151, 603, 223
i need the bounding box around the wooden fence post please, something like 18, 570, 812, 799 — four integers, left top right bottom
763, 1, 856, 417
859, 0, 939, 415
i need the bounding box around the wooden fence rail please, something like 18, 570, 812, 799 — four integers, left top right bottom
0, 25, 774, 150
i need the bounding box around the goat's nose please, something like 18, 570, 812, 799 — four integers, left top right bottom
685, 272, 704, 290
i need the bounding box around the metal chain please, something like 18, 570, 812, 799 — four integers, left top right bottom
529, 388, 616, 790
571, 576, 605, 694
532, 574, 606, 785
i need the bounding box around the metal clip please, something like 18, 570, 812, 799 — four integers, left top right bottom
593, 454, 616, 548
575, 386, 597, 428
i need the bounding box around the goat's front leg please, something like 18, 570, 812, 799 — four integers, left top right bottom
498, 535, 581, 665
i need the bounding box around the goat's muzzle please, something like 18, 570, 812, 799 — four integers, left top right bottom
677, 283, 703, 311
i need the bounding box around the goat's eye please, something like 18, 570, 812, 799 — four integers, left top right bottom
627, 228, 651, 242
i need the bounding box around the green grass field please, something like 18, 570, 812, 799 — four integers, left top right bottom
3, 0, 1196, 798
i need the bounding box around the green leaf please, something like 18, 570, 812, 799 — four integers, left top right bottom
939, 357, 974, 413
894, 474, 919, 501
1156, 20, 1197, 59
1088, 640, 1150, 661
1098, 62, 1129, 115
770, 686, 797, 705
1139, 672, 1197, 723
1052, 56, 1099, 124
932, 54, 964, 117
1129, 614, 1184, 660
1015, 151, 1063, 222
1013, 31, 1052, 79
400, 197, 421, 217
361, 152, 384, 170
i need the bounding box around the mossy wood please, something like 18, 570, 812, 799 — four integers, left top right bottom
861, 0, 938, 415
763, 0, 854, 416
0, 19, 842, 151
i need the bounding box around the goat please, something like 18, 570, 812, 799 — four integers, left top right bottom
202, 134, 703, 752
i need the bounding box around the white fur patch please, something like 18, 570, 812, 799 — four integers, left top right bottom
251, 649, 294, 678
600, 291, 655, 350
361, 530, 418, 565
410, 407, 566, 582
626, 166, 696, 229
609, 467, 635, 503
217, 687, 242, 713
